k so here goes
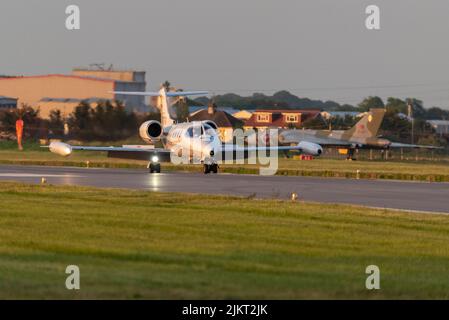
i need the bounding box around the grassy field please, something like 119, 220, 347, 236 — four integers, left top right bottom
1, 182, 449, 299
1, 143, 449, 181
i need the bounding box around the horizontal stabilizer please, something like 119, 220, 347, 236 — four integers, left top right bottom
389, 142, 443, 149
111, 91, 208, 97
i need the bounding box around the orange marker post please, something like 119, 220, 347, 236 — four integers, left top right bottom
16, 119, 24, 150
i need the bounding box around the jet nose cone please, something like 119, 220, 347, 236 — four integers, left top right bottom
203, 144, 214, 157
203, 140, 219, 158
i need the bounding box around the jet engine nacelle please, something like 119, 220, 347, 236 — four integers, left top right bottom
298, 141, 323, 156
139, 120, 163, 143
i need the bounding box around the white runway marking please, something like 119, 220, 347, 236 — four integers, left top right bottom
0, 173, 83, 178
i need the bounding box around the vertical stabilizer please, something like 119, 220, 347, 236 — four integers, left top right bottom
112, 86, 208, 128
344, 108, 385, 140
156, 87, 178, 128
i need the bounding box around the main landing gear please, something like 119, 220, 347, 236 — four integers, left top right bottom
346, 148, 357, 161
203, 163, 218, 174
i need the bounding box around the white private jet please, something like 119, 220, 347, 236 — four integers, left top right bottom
48, 87, 323, 174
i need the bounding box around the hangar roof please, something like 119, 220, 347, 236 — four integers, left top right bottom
39, 97, 106, 103
0, 96, 17, 101
0, 74, 125, 84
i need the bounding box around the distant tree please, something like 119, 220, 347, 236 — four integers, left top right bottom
175, 98, 190, 122
300, 116, 327, 130
425, 107, 449, 120
162, 81, 171, 91
328, 115, 359, 130
385, 97, 407, 114
0, 104, 41, 138
48, 110, 64, 136
385, 98, 447, 120
0, 109, 17, 132
333, 104, 360, 112
416, 134, 440, 146
84, 100, 137, 140
358, 96, 384, 111
138, 111, 161, 123
193, 91, 356, 111
68, 101, 92, 139
379, 111, 411, 142
405, 98, 426, 119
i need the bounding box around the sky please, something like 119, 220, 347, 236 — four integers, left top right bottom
1, 0, 449, 109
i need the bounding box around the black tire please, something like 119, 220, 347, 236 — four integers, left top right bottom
211, 164, 218, 174
204, 164, 210, 174
150, 163, 161, 174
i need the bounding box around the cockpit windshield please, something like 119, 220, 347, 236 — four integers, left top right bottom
203, 124, 216, 135
186, 124, 216, 138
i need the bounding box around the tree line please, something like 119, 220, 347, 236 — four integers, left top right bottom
196, 91, 449, 121
0, 95, 447, 147
0, 101, 160, 141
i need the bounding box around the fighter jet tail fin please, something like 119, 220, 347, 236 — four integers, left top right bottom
345, 108, 385, 140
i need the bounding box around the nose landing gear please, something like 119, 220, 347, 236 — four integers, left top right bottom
149, 162, 161, 173
148, 155, 161, 173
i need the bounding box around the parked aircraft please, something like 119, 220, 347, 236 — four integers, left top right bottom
279, 108, 441, 159
48, 87, 323, 174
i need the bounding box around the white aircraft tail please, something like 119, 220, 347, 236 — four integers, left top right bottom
156, 87, 176, 128
112, 87, 208, 128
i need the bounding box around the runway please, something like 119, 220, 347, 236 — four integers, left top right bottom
0, 164, 448, 214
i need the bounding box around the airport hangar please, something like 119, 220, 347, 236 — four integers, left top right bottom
0, 96, 17, 110
0, 68, 147, 118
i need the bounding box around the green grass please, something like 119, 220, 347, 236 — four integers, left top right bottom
1, 182, 449, 299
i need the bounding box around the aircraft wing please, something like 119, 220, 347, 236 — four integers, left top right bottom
111, 91, 208, 97
298, 137, 351, 147
389, 142, 443, 149
165, 91, 208, 97
280, 131, 351, 147
47, 142, 172, 162
219, 141, 323, 156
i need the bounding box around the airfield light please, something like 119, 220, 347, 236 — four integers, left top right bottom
152, 156, 159, 163
291, 192, 298, 202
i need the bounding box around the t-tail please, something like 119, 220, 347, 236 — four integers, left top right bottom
343, 108, 385, 140
112, 86, 208, 128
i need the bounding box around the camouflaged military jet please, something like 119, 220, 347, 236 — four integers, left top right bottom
279, 108, 441, 159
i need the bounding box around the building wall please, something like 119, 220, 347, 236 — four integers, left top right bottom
37, 101, 79, 118
0, 97, 17, 109
72, 69, 145, 82
114, 81, 147, 111
0, 74, 148, 117
72, 69, 147, 111
0, 75, 115, 118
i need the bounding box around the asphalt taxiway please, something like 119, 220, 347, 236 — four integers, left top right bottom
0, 165, 448, 214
